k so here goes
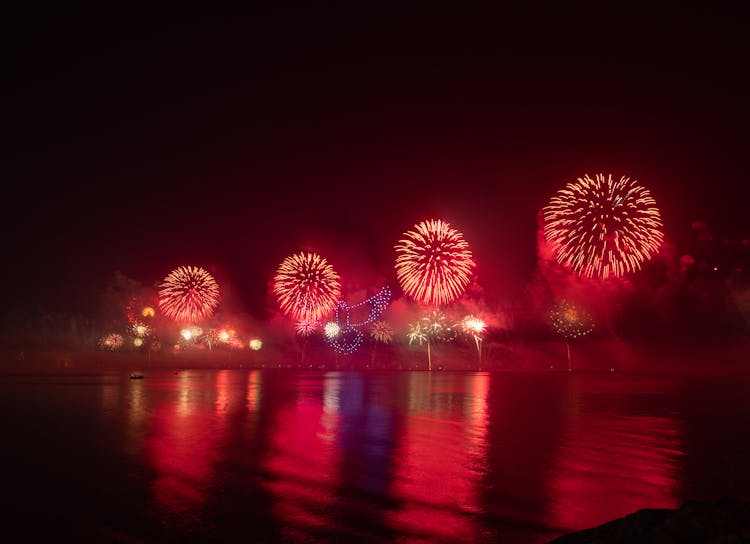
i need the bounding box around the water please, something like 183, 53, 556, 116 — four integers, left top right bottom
1, 369, 749, 543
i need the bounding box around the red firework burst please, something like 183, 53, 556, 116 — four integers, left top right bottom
543, 174, 664, 278
273, 252, 341, 322
394, 219, 475, 306
158, 266, 220, 323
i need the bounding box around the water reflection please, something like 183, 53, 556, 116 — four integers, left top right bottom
262, 373, 342, 540
544, 376, 683, 534
388, 373, 489, 542
145, 371, 233, 520
92, 369, 750, 542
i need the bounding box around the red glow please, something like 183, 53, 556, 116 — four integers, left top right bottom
545, 395, 682, 533
144, 371, 232, 518
387, 374, 489, 541
262, 375, 341, 537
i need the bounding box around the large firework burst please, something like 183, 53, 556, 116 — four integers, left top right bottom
158, 266, 220, 323
395, 219, 476, 306
273, 252, 341, 322
543, 173, 664, 278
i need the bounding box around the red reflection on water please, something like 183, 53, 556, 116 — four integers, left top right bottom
388, 373, 489, 542
247, 370, 261, 412
144, 371, 233, 516
546, 405, 683, 533
263, 373, 342, 538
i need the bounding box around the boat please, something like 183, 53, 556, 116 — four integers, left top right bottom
129, 373, 144, 379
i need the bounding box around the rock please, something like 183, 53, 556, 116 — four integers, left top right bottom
549, 497, 750, 544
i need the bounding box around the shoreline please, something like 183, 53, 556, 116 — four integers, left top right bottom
2, 338, 748, 375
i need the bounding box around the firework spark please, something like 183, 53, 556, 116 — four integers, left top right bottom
158, 266, 220, 322
549, 300, 594, 340
543, 173, 664, 278
407, 323, 427, 345
324, 321, 341, 339
98, 333, 124, 351
180, 326, 203, 341
131, 322, 151, 338
462, 315, 486, 368
370, 320, 394, 344
461, 315, 486, 336
420, 310, 458, 343
395, 219, 475, 306
249, 338, 263, 351
141, 306, 156, 318
273, 252, 341, 322
295, 319, 318, 336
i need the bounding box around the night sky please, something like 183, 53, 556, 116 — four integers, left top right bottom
6, 6, 749, 317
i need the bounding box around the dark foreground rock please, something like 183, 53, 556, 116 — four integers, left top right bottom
549, 498, 750, 544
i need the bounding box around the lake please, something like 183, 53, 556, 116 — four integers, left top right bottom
1, 368, 749, 542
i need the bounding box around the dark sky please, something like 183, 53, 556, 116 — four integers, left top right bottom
6, 5, 749, 316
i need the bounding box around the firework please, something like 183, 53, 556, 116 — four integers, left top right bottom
395, 219, 475, 306
133, 338, 144, 347
273, 252, 341, 322
421, 310, 458, 342
131, 322, 151, 338
249, 338, 263, 351
295, 319, 318, 336
370, 320, 394, 344
407, 323, 427, 346
98, 333, 124, 351
141, 306, 156, 318
461, 315, 486, 369
158, 266, 220, 322
461, 315, 486, 336
549, 301, 594, 340
180, 326, 203, 341
324, 321, 341, 339
543, 173, 664, 278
